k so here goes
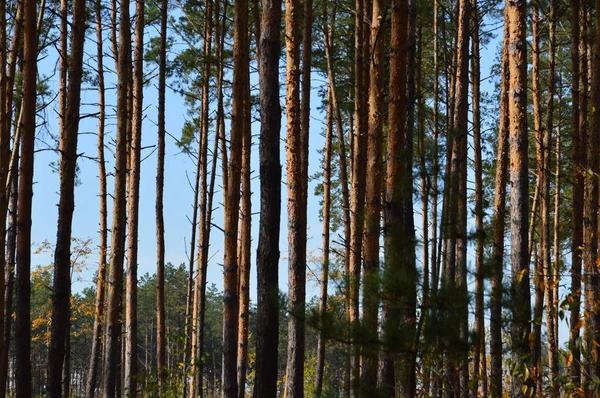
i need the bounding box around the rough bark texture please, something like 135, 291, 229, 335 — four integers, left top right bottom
379, 0, 412, 395
15, 0, 37, 392
361, 0, 385, 392
223, 0, 249, 393
252, 0, 281, 393
124, 0, 144, 394
102, 0, 130, 394
236, 0, 252, 389
489, 12, 509, 396
283, 0, 304, 392
507, 0, 532, 394
48, 0, 86, 392
86, 1, 108, 394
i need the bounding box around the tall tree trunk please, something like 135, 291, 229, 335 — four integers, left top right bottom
531, 6, 545, 392
507, 0, 532, 394
283, 0, 305, 392
349, 0, 367, 389
544, 0, 558, 391
361, 0, 385, 392
15, 0, 38, 392
156, 0, 167, 391
315, 87, 333, 398
489, 11, 509, 396
471, 2, 486, 394
570, 0, 583, 385
102, 0, 131, 394
48, 0, 86, 392
252, 0, 282, 392
223, 0, 249, 392
378, 0, 412, 395
586, 0, 600, 383
190, 1, 214, 395
0, 0, 8, 387
236, 0, 253, 390
125, 0, 144, 393
86, 0, 108, 393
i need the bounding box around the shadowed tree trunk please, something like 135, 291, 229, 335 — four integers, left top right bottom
252, 0, 282, 392
48, 0, 86, 392
489, 10, 509, 396
102, 0, 131, 394
15, 0, 38, 392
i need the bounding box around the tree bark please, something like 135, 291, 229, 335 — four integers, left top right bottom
506, 0, 532, 394
223, 0, 249, 392
102, 0, 131, 394
156, 0, 167, 391
86, 0, 108, 394
252, 0, 282, 392
124, 0, 144, 394
15, 0, 38, 392
379, 0, 412, 395
489, 10, 509, 396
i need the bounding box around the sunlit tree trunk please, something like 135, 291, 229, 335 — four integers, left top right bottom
507, 0, 532, 394
155, 0, 167, 391
378, 0, 412, 395
223, 0, 249, 392
124, 0, 144, 393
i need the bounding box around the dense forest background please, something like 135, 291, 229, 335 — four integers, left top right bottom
0, 0, 596, 396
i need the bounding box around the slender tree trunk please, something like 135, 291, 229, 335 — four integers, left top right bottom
315, 88, 333, 398
48, 0, 86, 392
86, 0, 108, 394
531, 7, 545, 392
15, 0, 38, 391
223, 0, 249, 392
489, 11, 509, 396
190, 2, 214, 395
507, 0, 532, 394
102, 0, 131, 394
283, 0, 305, 392
471, 2, 486, 394
361, 0, 385, 392
0, 0, 8, 387
252, 0, 282, 392
155, 0, 167, 392
586, 0, 600, 382
124, 0, 144, 393
570, 0, 583, 385
236, 0, 253, 389
379, 0, 412, 395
